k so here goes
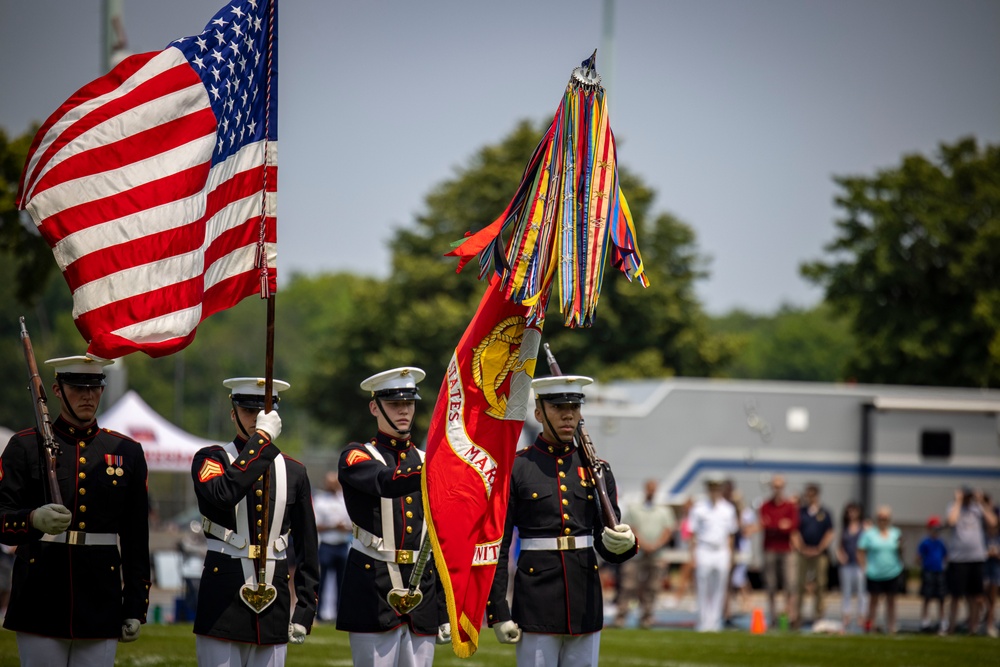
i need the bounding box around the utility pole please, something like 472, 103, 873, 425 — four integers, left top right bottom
601, 0, 615, 99
101, 0, 131, 73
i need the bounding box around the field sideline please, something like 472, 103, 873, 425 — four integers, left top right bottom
1, 624, 996, 666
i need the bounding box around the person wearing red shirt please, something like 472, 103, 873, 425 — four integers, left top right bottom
758, 475, 800, 628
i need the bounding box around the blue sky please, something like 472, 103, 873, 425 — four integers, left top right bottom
2, 0, 998, 314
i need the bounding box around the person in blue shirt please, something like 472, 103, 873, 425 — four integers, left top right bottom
917, 516, 947, 632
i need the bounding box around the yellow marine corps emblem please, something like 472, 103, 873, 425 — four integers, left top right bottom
471, 316, 538, 419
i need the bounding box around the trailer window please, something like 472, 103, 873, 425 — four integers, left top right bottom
920, 430, 952, 458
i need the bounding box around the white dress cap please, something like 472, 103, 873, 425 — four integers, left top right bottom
45, 355, 114, 386
223, 377, 291, 409
531, 375, 594, 405
360, 367, 426, 400
704, 471, 727, 487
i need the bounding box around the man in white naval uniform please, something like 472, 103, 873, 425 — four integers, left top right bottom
689, 473, 738, 632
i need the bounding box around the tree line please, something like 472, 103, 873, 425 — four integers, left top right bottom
2, 123, 997, 451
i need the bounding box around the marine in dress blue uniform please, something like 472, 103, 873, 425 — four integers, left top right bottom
337, 367, 449, 667
488, 376, 637, 667
191, 378, 319, 667
0, 355, 150, 667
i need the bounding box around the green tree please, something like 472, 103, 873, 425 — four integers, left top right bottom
801, 137, 1000, 387
307, 120, 735, 441
0, 126, 58, 304
712, 303, 854, 381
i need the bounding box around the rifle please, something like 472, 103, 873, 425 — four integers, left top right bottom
19, 317, 63, 506
542, 343, 617, 529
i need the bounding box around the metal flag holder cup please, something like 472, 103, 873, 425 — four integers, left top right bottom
387, 534, 433, 614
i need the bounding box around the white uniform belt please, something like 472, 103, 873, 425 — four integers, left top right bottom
205, 534, 289, 560
351, 525, 419, 564
202, 517, 248, 549
203, 518, 288, 560
520, 535, 594, 551
40, 531, 117, 546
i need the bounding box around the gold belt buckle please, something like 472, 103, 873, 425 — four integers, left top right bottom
556, 535, 576, 550
395, 550, 413, 564
247, 545, 260, 559
66, 531, 84, 546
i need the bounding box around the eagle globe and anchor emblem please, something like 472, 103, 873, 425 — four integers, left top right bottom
471, 315, 540, 420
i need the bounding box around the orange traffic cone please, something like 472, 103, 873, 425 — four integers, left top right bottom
750, 607, 767, 634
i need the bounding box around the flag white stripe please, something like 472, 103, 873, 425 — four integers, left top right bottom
23, 49, 188, 195
204, 241, 276, 292
110, 305, 204, 345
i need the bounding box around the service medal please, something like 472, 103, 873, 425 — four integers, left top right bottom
116, 467, 124, 477
107, 466, 116, 475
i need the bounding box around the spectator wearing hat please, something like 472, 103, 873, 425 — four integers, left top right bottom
489, 375, 637, 666
943, 486, 997, 635
689, 474, 738, 632
337, 367, 448, 667
191, 377, 319, 666
0, 355, 150, 667
917, 515, 948, 632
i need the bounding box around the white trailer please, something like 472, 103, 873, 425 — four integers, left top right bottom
522, 378, 1000, 562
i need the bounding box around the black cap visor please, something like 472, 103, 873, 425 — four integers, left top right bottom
374, 388, 421, 401
231, 394, 280, 410
57, 372, 107, 388
538, 392, 585, 406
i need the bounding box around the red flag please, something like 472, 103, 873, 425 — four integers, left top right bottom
422, 274, 541, 657
16, 0, 278, 359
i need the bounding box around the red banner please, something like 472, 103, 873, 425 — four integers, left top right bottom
422, 274, 541, 657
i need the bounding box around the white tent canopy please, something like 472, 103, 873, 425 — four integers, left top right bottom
100, 390, 215, 473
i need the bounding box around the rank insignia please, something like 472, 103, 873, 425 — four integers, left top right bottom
346, 450, 372, 467
198, 459, 225, 482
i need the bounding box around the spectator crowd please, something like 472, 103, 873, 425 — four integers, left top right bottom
606, 477, 1000, 637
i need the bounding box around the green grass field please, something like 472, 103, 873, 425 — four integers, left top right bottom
1, 624, 996, 666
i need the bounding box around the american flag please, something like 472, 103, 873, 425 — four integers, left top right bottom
17, 0, 278, 359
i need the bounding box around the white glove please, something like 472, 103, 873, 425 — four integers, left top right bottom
436, 622, 451, 644
601, 523, 636, 555
120, 618, 141, 642
256, 410, 282, 440
288, 622, 307, 644
493, 619, 522, 644
31, 504, 71, 535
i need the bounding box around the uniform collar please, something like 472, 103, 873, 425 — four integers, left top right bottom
533, 434, 575, 457
53, 415, 100, 441
373, 430, 414, 450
